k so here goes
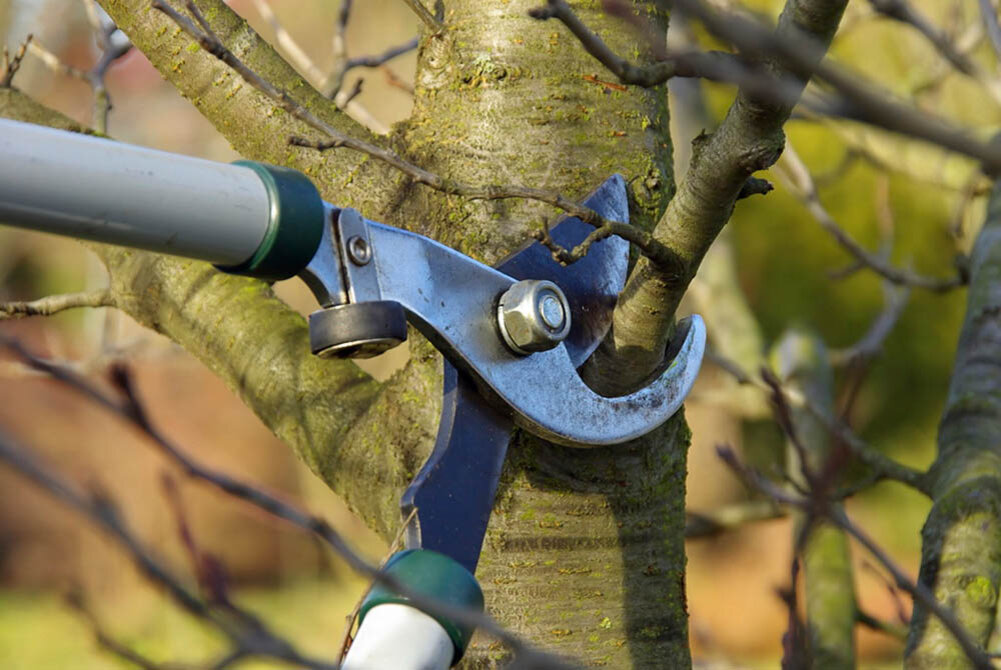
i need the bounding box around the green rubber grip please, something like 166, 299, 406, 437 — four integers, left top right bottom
215, 161, 324, 282
358, 549, 484, 665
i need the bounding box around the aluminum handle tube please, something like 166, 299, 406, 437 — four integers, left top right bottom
0, 119, 269, 266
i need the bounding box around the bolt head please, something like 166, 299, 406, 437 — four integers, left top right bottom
497, 280, 572, 355
347, 235, 371, 265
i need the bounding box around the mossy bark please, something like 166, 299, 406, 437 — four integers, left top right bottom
582, 0, 849, 394
906, 182, 1001, 668
4, 1, 692, 666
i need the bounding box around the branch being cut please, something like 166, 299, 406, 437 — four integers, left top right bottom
579, 0, 850, 394
0, 289, 114, 319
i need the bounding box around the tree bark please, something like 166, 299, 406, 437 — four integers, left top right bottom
4, 0, 692, 666
907, 182, 1001, 668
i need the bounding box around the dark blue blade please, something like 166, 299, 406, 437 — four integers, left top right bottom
400, 362, 511, 573
401, 175, 630, 573
496, 174, 629, 367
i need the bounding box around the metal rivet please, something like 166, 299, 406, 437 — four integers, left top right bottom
347, 235, 371, 265
539, 293, 565, 331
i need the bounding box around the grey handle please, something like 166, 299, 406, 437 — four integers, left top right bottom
0, 119, 323, 280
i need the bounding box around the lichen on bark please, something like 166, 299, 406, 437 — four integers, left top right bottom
4, 0, 694, 665
907, 181, 1001, 668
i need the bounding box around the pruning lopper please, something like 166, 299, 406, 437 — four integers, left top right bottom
0, 119, 705, 669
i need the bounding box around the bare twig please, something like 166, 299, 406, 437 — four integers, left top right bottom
1, 34, 33, 88
856, 608, 908, 640
153, 0, 633, 256
27, 40, 87, 79
716, 446, 994, 670
776, 143, 964, 292
26, 4, 131, 133
382, 65, 415, 94
533, 218, 685, 272
869, 0, 1001, 104
0, 335, 577, 669
709, 351, 930, 494
671, 0, 1001, 176
401, 0, 444, 33
980, 0, 1001, 61
684, 500, 786, 538
829, 283, 910, 366
344, 38, 419, 71
0, 289, 114, 319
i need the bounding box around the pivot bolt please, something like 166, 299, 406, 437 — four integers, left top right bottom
347, 235, 371, 265
497, 280, 571, 355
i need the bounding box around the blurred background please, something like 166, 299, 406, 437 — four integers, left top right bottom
0, 0, 993, 667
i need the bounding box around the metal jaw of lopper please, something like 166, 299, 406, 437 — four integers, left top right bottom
297, 175, 706, 447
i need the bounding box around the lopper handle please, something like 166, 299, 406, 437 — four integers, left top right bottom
0, 119, 323, 281
343, 549, 484, 669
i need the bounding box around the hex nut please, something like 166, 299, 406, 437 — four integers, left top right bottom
497, 279, 571, 354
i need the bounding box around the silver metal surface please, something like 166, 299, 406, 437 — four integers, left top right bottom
495, 174, 630, 367
302, 213, 706, 445
496, 280, 571, 355
0, 119, 269, 266
335, 208, 381, 302
347, 235, 371, 265
299, 206, 347, 307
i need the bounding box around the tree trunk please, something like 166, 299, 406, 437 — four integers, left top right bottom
3, 0, 692, 666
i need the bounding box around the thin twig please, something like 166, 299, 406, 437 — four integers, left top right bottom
829, 283, 910, 366
869, 0, 1001, 104
856, 608, 908, 640
0, 289, 114, 319
532, 218, 685, 271
776, 142, 964, 292
401, 0, 443, 33
0, 335, 577, 669
1, 34, 33, 87
153, 0, 632, 252
684, 500, 786, 537
710, 351, 930, 494
716, 446, 994, 670
980, 0, 1001, 61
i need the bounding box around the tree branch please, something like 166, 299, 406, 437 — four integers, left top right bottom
581, 0, 849, 395
0, 336, 577, 669
717, 446, 994, 670
154, 0, 663, 266
96, 0, 396, 217
908, 179, 1001, 665
400, 0, 443, 34
0, 289, 114, 319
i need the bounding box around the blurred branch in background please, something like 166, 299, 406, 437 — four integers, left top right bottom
0, 334, 576, 670
245, 0, 417, 134
25, 0, 130, 134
